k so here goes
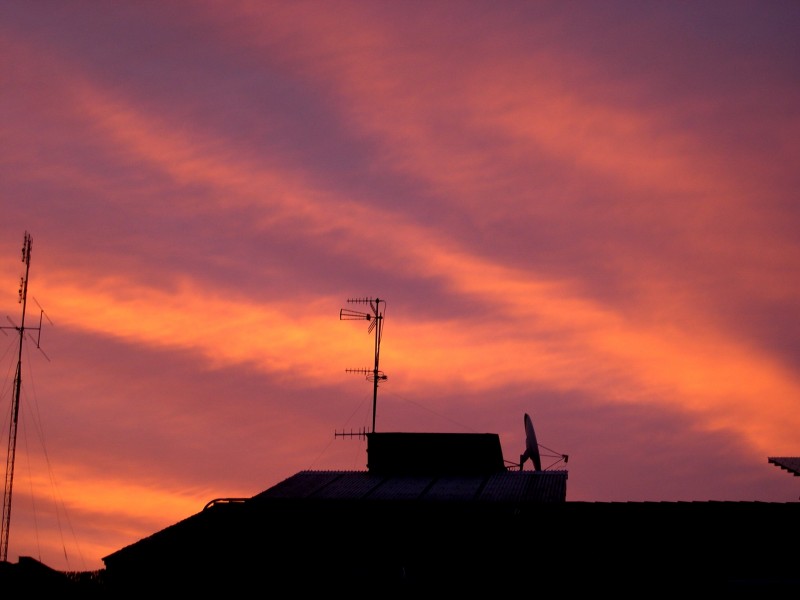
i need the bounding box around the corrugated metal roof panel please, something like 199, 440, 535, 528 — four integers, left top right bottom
255, 469, 568, 504
422, 476, 485, 501
308, 472, 384, 500
255, 470, 345, 499
479, 470, 567, 504
367, 475, 435, 500
479, 471, 529, 503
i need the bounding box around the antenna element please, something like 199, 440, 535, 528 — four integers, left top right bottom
338, 297, 386, 434
1, 232, 50, 562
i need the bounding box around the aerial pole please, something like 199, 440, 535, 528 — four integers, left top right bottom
1, 231, 48, 563
339, 297, 387, 434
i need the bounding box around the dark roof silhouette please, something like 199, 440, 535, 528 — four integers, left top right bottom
769, 456, 800, 476
99, 431, 800, 595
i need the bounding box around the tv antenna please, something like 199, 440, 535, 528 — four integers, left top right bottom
1, 231, 51, 562
338, 297, 386, 435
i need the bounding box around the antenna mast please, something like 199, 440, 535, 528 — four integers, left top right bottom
339, 297, 386, 434
1, 231, 49, 563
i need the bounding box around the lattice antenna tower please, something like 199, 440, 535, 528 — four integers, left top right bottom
338, 297, 387, 435
1, 231, 51, 562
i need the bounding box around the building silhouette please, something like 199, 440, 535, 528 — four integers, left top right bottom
96, 430, 799, 595
0, 427, 798, 595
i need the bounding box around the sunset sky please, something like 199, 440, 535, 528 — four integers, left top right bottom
1, 1, 799, 572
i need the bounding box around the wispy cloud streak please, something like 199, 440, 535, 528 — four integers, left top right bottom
1, 0, 798, 571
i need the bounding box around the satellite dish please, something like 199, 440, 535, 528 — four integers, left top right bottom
520, 413, 542, 471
